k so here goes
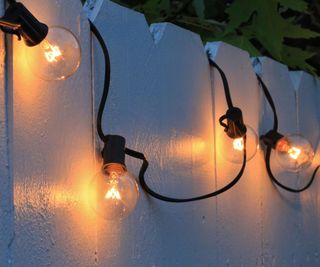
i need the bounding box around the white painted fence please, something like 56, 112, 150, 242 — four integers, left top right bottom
0, 0, 319, 266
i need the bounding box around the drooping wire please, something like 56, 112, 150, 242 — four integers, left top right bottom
265, 146, 320, 193
126, 137, 246, 203
126, 56, 247, 203
91, 20, 247, 202
257, 74, 320, 193
90, 21, 111, 142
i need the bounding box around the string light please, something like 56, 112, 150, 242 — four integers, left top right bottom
91, 23, 249, 215
4, 0, 318, 221
91, 155, 139, 220
233, 138, 244, 151
218, 123, 257, 164
275, 134, 314, 172
257, 75, 319, 192
0, 1, 81, 80
42, 40, 62, 63
26, 26, 81, 80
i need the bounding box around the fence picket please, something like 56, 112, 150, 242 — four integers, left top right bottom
206, 42, 262, 266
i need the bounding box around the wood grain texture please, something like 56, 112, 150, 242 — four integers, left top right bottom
256, 58, 320, 266
11, 0, 95, 266
89, 1, 216, 266
206, 42, 263, 266
295, 71, 320, 267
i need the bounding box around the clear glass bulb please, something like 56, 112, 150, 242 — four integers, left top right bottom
218, 125, 258, 164
275, 134, 314, 172
91, 163, 139, 220
25, 26, 81, 80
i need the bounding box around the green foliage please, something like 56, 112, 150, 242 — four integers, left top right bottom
82, 0, 320, 77
223, 0, 319, 73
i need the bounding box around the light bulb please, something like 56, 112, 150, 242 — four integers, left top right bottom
91, 163, 139, 220
218, 125, 258, 163
25, 26, 81, 80
275, 134, 314, 172
233, 138, 244, 151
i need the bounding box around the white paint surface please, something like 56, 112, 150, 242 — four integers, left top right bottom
0, 0, 14, 265
91, 1, 215, 266
255, 58, 320, 266
0, 0, 318, 266
11, 0, 95, 266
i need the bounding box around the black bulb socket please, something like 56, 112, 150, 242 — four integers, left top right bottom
219, 107, 247, 139
0, 2, 48, 46
261, 130, 284, 149
102, 135, 126, 168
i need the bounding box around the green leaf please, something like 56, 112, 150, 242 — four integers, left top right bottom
281, 45, 316, 73
224, 0, 256, 35
282, 22, 320, 38
219, 34, 261, 56
278, 0, 308, 12
249, 0, 284, 59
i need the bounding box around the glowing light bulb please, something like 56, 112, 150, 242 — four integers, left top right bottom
233, 138, 244, 151
275, 134, 314, 172
105, 185, 121, 200
288, 147, 301, 160
42, 40, 62, 63
91, 163, 139, 220
218, 125, 258, 163
25, 26, 81, 80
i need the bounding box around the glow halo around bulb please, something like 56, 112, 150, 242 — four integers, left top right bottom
218, 125, 258, 164
275, 134, 314, 172
25, 26, 81, 81
90, 164, 139, 220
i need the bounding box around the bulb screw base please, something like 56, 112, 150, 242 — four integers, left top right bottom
261, 130, 284, 149
219, 107, 247, 139
102, 135, 126, 167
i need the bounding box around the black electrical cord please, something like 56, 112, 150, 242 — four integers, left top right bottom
256, 75, 278, 132
207, 57, 233, 109
90, 21, 111, 142
126, 137, 246, 203
257, 74, 320, 193
91, 20, 247, 202
125, 55, 248, 203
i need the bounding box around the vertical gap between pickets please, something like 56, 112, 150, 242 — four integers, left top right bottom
90, 27, 97, 176
4, 11, 14, 265
295, 90, 299, 134
294, 90, 300, 184
209, 65, 219, 263
89, 24, 99, 267
258, 72, 265, 267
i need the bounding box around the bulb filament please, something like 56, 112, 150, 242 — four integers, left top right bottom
42, 40, 62, 63
105, 187, 121, 200
233, 138, 244, 151
288, 147, 301, 160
